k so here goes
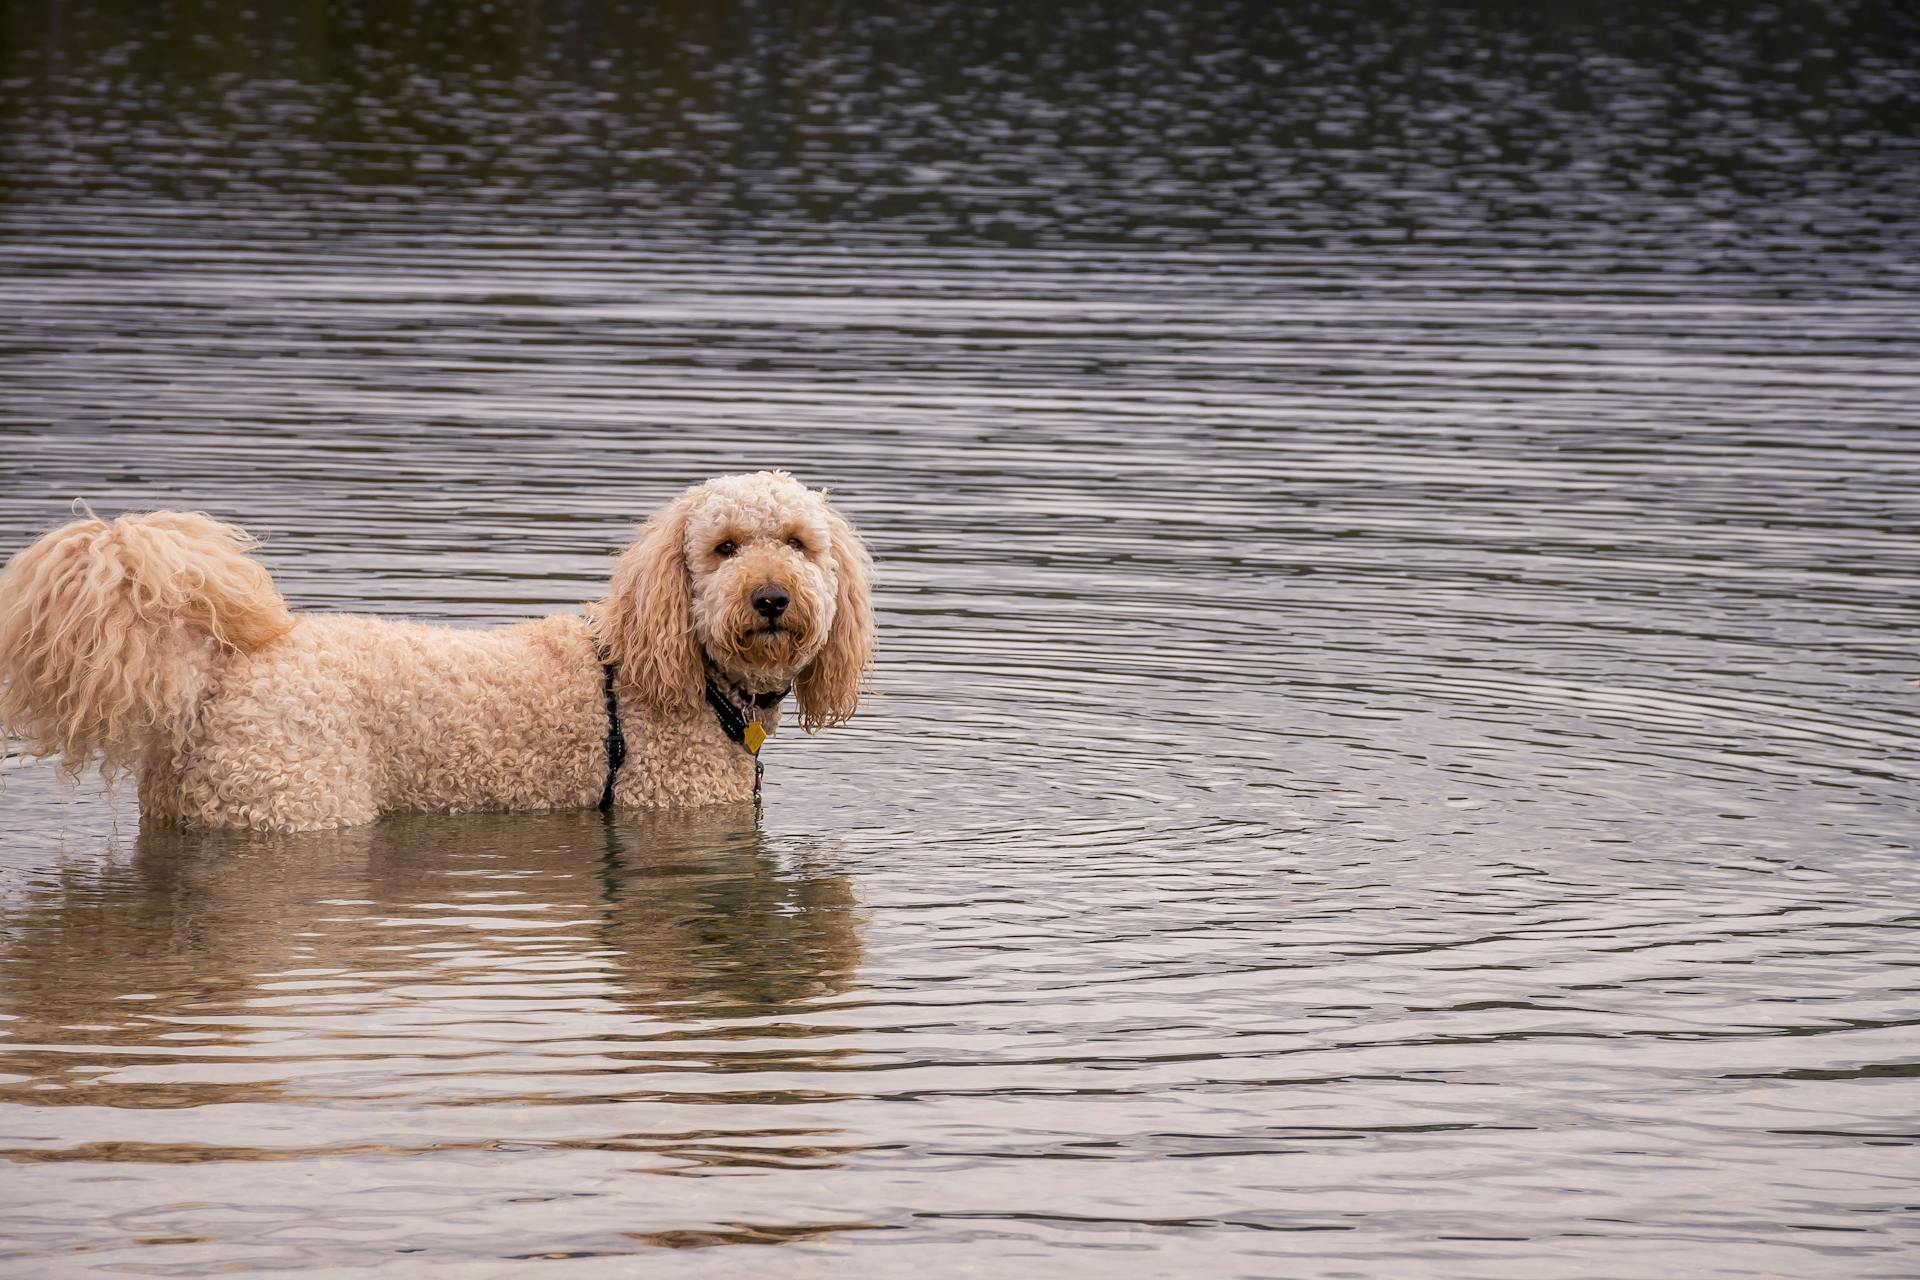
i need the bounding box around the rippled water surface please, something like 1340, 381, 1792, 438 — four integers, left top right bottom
3, 2, 1919, 1275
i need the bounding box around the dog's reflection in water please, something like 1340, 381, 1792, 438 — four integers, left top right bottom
596, 807, 862, 1015
0, 805, 863, 1107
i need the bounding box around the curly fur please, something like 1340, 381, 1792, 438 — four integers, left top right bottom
0, 508, 292, 780
0, 473, 875, 831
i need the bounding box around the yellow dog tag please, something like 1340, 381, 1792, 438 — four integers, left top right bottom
744, 722, 767, 755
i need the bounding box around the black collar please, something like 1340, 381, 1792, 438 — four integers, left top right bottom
704, 675, 789, 747
705, 675, 751, 748
705, 675, 788, 801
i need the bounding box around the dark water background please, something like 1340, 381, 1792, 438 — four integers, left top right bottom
2, 1, 1919, 1275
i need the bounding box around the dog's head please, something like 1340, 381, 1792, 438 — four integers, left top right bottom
593, 472, 875, 731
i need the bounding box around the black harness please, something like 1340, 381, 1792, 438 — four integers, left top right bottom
596, 661, 785, 810
598, 662, 626, 812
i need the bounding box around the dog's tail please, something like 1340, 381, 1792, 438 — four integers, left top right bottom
0, 509, 293, 778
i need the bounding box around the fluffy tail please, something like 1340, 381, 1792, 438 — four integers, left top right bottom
0, 509, 293, 778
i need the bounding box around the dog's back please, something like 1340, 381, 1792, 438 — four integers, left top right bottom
141, 613, 610, 830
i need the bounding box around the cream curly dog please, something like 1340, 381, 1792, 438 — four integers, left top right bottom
0, 472, 874, 831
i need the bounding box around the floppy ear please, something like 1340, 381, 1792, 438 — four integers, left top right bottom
796, 500, 875, 731
593, 494, 702, 716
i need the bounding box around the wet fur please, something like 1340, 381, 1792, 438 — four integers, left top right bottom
0, 473, 875, 831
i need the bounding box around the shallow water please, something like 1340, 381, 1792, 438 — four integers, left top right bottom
2, 2, 1919, 1276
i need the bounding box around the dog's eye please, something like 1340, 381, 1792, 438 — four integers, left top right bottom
786, 536, 805, 552
714, 540, 736, 557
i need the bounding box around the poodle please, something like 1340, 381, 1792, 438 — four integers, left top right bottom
0, 472, 875, 831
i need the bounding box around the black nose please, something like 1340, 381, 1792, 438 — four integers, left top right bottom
751, 584, 790, 620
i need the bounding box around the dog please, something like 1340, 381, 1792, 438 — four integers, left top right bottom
0, 472, 874, 831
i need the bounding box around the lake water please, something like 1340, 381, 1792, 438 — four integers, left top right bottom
2, 2, 1918, 1276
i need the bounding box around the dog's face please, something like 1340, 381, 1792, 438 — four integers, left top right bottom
682, 476, 840, 690
596, 472, 875, 731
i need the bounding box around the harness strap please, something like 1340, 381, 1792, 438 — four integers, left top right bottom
598, 662, 626, 812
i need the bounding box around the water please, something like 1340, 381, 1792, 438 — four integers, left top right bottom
2, 1, 1918, 1275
